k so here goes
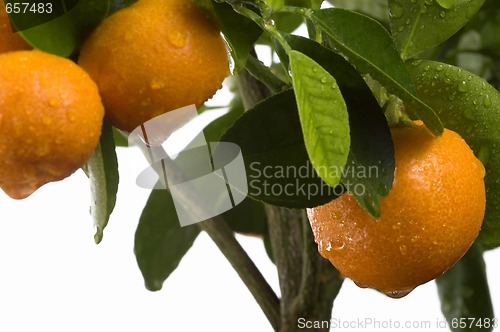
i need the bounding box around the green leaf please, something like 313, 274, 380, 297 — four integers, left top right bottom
220, 90, 341, 208
224, 198, 268, 236
312, 8, 444, 136
389, 0, 485, 60
328, 0, 389, 23
201, 94, 244, 143
436, 244, 494, 332
135, 190, 201, 291
278, 35, 394, 217
407, 59, 500, 248
290, 50, 350, 187
211, 1, 262, 73
84, 122, 119, 244
14, 0, 110, 57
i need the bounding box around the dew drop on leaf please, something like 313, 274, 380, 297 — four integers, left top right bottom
458, 81, 468, 92
389, 2, 405, 19
436, 0, 456, 9
483, 95, 492, 108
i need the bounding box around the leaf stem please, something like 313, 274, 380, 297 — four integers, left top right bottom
245, 55, 289, 93
230, 3, 292, 54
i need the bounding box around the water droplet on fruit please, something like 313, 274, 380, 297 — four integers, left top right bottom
389, 2, 405, 19
436, 64, 444, 71
320, 77, 327, 84
354, 281, 369, 289
325, 241, 332, 252
436, 0, 456, 9
42, 116, 52, 125
312, 67, 318, 73
483, 94, 492, 108
168, 30, 187, 48
151, 78, 166, 90
399, 244, 408, 255
385, 289, 413, 298
48, 98, 60, 108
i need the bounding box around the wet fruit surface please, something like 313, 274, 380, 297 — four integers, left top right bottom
78, 0, 229, 132
307, 121, 486, 296
0, 50, 104, 199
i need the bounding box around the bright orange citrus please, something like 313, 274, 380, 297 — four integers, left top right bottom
307, 121, 486, 297
0, 7, 31, 53
78, 0, 229, 132
0, 50, 104, 199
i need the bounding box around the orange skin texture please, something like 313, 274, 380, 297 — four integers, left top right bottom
307, 122, 486, 296
0, 50, 104, 199
78, 0, 229, 132
0, 8, 31, 53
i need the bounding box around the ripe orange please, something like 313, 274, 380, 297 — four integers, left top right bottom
0, 50, 104, 199
307, 121, 486, 297
0, 7, 31, 53
78, 0, 229, 132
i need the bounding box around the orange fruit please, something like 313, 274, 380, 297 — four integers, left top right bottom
0, 7, 31, 53
307, 121, 486, 297
0, 50, 104, 199
78, 0, 229, 132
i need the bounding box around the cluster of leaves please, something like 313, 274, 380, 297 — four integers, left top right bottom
12, 0, 500, 330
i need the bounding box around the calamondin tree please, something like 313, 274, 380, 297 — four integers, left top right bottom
1, 0, 500, 331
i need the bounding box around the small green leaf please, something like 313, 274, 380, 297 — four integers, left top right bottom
290, 50, 350, 187
211, 1, 262, 73
85, 122, 119, 244
135, 190, 201, 291
436, 244, 494, 332
220, 90, 341, 208
14, 0, 110, 57
389, 0, 485, 60
312, 8, 444, 136
407, 60, 500, 248
277, 35, 394, 217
